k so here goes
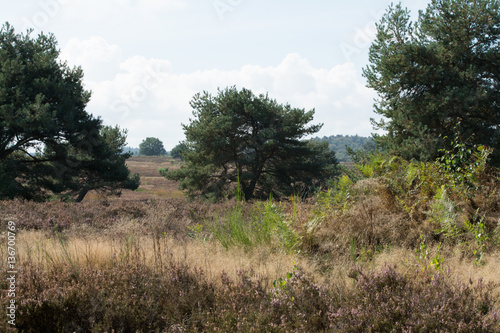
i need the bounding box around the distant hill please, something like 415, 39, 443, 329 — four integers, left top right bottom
314, 135, 374, 162
126, 137, 373, 161
124, 147, 172, 156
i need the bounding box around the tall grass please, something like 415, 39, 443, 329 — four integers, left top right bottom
209, 198, 301, 253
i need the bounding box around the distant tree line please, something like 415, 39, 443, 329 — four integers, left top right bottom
314, 135, 375, 162
128, 136, 375, 162
170, 143, 186, 160
124, 138, 168, 156
123, 147, 140, 156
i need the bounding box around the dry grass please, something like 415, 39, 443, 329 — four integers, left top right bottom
14, 229, 315, 288
86, 155, 186, 201
371, 245, 500, 285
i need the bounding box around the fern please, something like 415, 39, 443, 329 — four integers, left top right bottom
431, 186, 461, 238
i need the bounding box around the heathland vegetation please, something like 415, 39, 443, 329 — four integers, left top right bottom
1, 147, 500, 331
1, 0, 500, 331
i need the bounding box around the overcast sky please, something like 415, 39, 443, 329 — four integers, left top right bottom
3, 0, 432, 149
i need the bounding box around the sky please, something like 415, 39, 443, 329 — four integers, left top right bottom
3, 0, 432, 149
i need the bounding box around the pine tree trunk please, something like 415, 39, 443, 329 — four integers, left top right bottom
75, 188, 89, 203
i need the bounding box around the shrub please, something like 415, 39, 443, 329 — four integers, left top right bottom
202, 267, 334, 332
12, 261, 215, 332
6, 261, 497, 332
330, 266, 498, 332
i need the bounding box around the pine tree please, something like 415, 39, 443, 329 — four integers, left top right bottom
0, 23, 139, 201
162, 87, 338, 200
364, 0, 500, 164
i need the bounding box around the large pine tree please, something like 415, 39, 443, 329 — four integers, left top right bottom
162, 87, 338, 200
364, 0, 500, 164
0, 23, 139, 201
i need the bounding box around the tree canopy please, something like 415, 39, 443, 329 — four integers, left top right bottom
139, 137, 167, 156
364, 0, 500, 164
0, 23, 139, 201
170, 142, 187, 160
162, 87, 338, 201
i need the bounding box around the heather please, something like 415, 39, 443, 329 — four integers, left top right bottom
1, 153, 500, 332
1, 250, 497, 332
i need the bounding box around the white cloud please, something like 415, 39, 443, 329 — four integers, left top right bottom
60, 37, 122, 81
65, 38, 377, 149
273, 54, 317, 95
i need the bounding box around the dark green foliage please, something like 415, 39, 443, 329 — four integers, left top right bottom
315, 135, 375, 162
170, 142, 187, 160
0, 23, 138, 201
162, 86, 339, 200
437, 125, 492, 198
139, 137, 167, 156
364, 0, 500, 165
66, 125, 140, 202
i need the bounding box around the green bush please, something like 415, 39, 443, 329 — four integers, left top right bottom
209, 199, 301, 253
